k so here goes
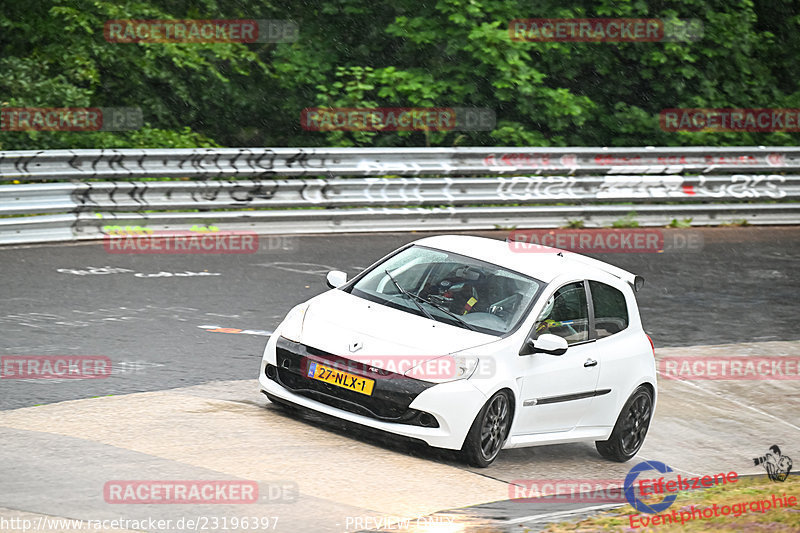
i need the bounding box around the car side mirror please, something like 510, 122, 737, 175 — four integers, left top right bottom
519, 333, 568, 356
326, 270, 348, 289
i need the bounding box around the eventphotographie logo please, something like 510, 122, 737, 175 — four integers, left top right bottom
624, 460, 738, 515
624, 461, 677, 514
753, 445, 794, 482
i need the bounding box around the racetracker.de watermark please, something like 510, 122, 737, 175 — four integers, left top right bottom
660, 108, 800, 132
0, 516, 280, 532
509, 479, 626, 503
300, 107, 495, 131
507, 229, 703, 254
509, 18, 702, 42
1, 356, 111, 379
1, 107, 142, 131
103, 480, 298, 504
301, 355, 494, 381
659, 356, 800, 380
104, 19, 297, 43
104, 231, 258, 254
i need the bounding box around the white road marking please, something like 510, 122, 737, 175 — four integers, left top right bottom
636, 453, 700, 477
656, 370, 800, 432
500, 503, 623, 525
257, 262, 337, 276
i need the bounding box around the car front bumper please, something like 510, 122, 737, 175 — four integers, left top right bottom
258, 337, 487, 450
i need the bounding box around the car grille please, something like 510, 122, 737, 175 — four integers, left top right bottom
268, 337, 437, 425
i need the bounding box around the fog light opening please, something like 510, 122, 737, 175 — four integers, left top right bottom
419, 413, 436, 427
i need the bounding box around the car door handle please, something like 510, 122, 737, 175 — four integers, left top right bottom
584, 358, 598, 367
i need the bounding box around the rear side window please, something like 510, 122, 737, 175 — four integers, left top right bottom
589, 281, 628, 338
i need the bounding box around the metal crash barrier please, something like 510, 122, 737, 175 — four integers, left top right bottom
1, 146, 799, 244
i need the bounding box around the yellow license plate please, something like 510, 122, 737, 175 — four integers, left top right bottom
306, 360, 375, 396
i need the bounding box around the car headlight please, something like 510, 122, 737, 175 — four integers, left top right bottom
453, 355, 480, 380
403, 355, 480, 383
279, 303, 309, 342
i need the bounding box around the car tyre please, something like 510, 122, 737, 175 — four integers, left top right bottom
596, 386, 652, 462
462, 390, 511, 468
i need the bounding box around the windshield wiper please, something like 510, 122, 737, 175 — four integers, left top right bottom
384, 270, 478, 332
384, 269, 435, 321
416, 295, 479, 332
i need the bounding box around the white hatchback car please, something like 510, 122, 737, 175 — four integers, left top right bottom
259, 235, 657, 467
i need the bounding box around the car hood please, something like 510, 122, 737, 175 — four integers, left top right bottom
295, 288, 495, 369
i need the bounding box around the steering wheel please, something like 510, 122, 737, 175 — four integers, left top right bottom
462, 312, 507, 331
488, 292, 523, 321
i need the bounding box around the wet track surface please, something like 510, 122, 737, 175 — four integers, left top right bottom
1, 227, 798, 409
1, 227, 799, 532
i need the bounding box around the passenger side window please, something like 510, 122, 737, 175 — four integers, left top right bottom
589, 281, 628, 339
533, 281, 589, 344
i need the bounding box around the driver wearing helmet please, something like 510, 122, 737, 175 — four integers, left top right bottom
424, 265, 486, 315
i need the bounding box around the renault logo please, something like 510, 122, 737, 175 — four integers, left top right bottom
348, 340, 363, 353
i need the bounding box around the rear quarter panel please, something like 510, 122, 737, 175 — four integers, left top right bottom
579, 277, 657, 429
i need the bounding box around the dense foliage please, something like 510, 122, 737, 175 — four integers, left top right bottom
1, 0, 798, 149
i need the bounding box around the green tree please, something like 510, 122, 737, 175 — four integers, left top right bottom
0, 0, 798, 149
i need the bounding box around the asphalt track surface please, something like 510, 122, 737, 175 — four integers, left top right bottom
1, 227, 799, 532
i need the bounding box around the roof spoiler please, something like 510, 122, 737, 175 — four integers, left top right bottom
558, 251, 645, 292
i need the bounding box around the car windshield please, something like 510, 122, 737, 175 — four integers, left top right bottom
348, 245, 543, 336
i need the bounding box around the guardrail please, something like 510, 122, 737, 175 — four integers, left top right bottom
1, 146, 799, 244
3, 146, 800, 180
